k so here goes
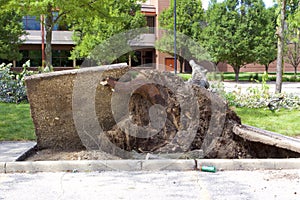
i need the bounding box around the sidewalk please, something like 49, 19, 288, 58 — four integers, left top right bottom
223, 81, 300, 96
0, 141, 36, 162
0, 170, 300, 200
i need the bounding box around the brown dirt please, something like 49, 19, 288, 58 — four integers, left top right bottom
25, 70, 300, 161
26, 149, 121, 161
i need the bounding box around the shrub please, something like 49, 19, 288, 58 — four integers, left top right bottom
288, 75, 300, 82
0, 61, 34, 103
266, 74, 300, 82
214, 72, 300, 111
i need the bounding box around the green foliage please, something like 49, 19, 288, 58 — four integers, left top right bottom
157, 0, 207, 73
0, 103, 35, 141
0, 61, 34, 103
177, 73, 192, 81
179, 72, 300, 82
268, 74, 300, 81
159, 0, 204, 39
221, 74, 300, 110
0, 5, 25, 61
71, 0, 146, 63
6, 0, 144, 67
203, 0, 275, 81
285, 1, 300, 76
254, 7, 278, 72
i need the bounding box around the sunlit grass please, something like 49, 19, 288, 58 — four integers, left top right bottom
235, 107, 300, 137
0, 102, 299, 140
0, 103, 35, 141
178, 72, 300, 82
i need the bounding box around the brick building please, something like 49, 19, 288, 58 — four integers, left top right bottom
9, 0, 296, 73
10, 0, 176, 72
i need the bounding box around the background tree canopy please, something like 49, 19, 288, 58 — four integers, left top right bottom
157, 0, 206, 73
0, 6, 25, 61
5, 0, 145, 68
202, 0, 276, 81
71, 0, 146, 64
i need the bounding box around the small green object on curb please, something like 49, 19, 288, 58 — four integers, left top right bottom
200, 165, 217, 173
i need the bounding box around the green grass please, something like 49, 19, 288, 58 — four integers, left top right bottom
178, 72, 300, 82
0, 102, 299, 140
177, 73, 191, 81
223, 72, 257, 81
0, 103, 35, 141
235, 107, 300, 137
223, 72, 300, 82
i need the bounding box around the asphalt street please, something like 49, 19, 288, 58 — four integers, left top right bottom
0, 170, 299, 200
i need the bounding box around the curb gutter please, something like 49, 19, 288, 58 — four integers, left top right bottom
0, 159, 299, 173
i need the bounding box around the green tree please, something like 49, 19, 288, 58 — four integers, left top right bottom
285, 2, 300, 76
275, 0, 299, 92
7, 0, 111, 68
7, 0, 143, 68
0, 6, 25, 62
203, 0, 272, 82
255, 6, 277, 73
71, 0, 146, 64
157, 0, 205, 73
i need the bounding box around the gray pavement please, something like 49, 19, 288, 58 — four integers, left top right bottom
0, 141, 36, 162
223, 81, 300, 96
0, 170, 299, 200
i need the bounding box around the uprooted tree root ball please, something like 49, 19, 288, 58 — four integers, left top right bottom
25, 68, 300, 161
95, 70, 300, 159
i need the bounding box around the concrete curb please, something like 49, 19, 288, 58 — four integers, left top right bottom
1, 159, 300, 173
196, 158, 300, 171
0, 162, 5, 173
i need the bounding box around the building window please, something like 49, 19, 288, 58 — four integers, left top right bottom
132, 51, 142, 66
146, 16, 155, 33
23, 14, 69, 31
17, 50, 73, 67
18, 50, 42, 67
22, 16, 41, 30
0, 59, 11, 65
144, 50, 154, 64
52, 50, 73, 67
131, 50, 154, 67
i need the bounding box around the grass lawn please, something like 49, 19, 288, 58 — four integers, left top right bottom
0, 102, 35, 141
177, 73, 191, 81
223, 72, 300, 82
178, 72, 300, 82
0, 102, 299, 140
235, 107, 300, 137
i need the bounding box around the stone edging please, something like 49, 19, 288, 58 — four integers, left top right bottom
1, 159, 300, 173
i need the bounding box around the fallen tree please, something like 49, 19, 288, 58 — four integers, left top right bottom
25, 65, 300, 159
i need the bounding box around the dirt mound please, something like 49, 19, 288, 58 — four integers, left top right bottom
95, 70, 251, 159
94, 70, 300, 159
26, 149, 121, 161
25, 68, 300, 160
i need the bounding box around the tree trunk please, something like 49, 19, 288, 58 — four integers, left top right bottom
265, 64, 269, 73
233, 66, 240, 82
294, 40, 299, 76
275, 0, 286, 93
45, 4, 53, 69
179, 56, 184, 73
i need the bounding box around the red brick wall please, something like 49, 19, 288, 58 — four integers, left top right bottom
217, 61, 296, 73
154, 0, 172, 71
